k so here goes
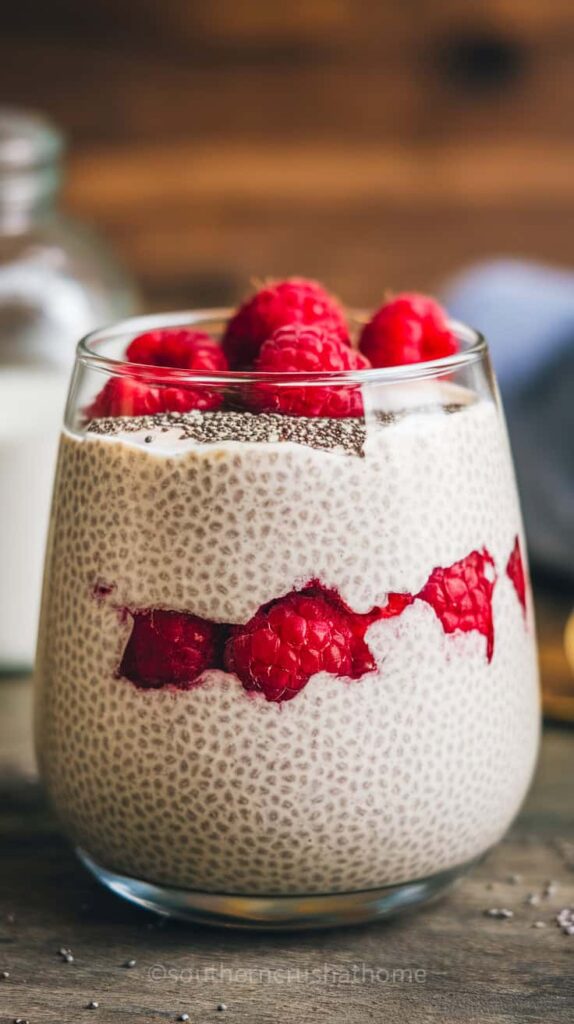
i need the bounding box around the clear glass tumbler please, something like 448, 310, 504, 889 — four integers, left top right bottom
34, 310, 540, 928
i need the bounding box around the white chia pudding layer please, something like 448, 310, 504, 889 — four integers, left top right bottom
34, 390, 540, 895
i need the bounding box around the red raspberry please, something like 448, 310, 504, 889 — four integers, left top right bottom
86, 377, 224, 419
87, 328, 228, 420
417, 549, 496, 661
506, 536, 527, 615
119, 609, 219, 690
126, 328, 228, 372
157, 385, 223, 413
251, 324, 370, 418
86, 377, 164, 419
359, 293, 458, 368
224, 589, 376, 702
372, 591, 415, 622
223, 278, 349, 367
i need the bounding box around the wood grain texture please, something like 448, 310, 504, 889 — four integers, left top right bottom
1, 0, 573, 311
61, 138, 574, 310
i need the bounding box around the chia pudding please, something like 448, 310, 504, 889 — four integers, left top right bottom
35, 393, 539, 895
33, 289, 540, 913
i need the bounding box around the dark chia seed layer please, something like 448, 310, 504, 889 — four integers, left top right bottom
86, 403, 468, 457
88, 410, 369, 456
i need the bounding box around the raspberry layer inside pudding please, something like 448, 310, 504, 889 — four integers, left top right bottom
35, 283, 539, 897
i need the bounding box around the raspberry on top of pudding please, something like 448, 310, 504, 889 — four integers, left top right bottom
359, 292, 458, 367
86, 281, 459, 422
87, 328, 229, 418
222, 276, 350, 367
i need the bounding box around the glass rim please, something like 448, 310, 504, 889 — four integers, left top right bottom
77, 308, 487, 387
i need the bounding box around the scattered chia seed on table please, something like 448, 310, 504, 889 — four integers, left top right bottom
556, 908, 574, 934
87, 1001, 99, 1010
1, 970, 9, 979
123, 959, 137, 968
485, 908, 514, 919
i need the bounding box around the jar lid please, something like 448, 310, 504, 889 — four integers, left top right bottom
0, 107, 64, 170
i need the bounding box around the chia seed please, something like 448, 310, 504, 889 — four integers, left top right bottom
123, 959, 137, 968
1, 971, 9, 979
89, 410, 369, 457
485, 907, 514, 919
87, 1000, 99, 1009
556, 908, 574, 934
88, 397, 474, 457
178, 1015, 190, 1022
217, 1003, 228, 1011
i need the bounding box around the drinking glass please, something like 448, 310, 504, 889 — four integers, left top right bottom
34, 310, 540, 928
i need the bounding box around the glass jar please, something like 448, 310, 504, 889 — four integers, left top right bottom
34, 311, 540, 928
0, 107, 139, 671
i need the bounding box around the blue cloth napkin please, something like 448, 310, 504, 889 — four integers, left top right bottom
442, 260, 574, 581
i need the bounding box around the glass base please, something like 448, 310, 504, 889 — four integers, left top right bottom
77, 848, 481, 930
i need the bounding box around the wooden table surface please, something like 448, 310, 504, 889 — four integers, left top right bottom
1, 589, 573, 1024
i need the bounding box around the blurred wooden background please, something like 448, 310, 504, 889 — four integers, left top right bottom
1, 0, 573, 309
